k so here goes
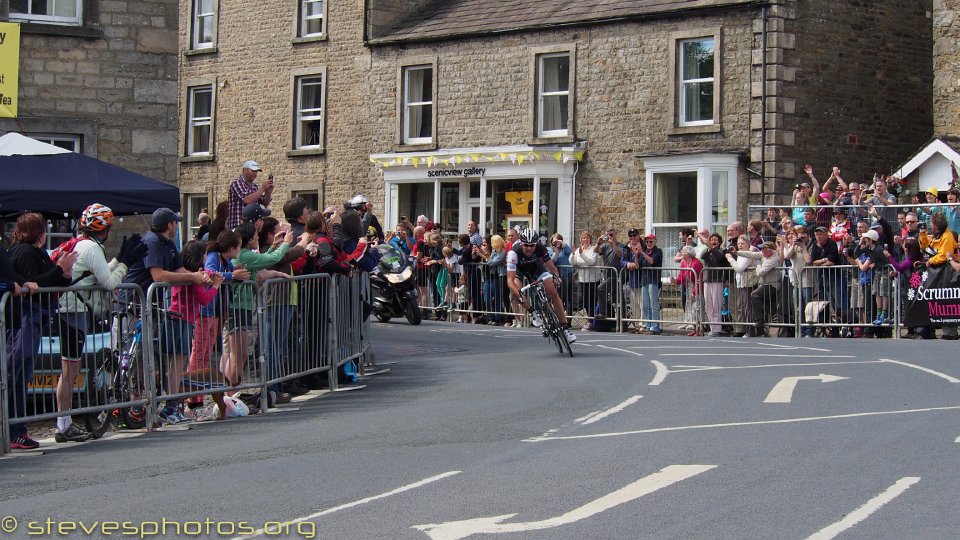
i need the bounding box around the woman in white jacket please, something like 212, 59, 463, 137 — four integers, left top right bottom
724, 236, 760, 337
570, 231, 599, 330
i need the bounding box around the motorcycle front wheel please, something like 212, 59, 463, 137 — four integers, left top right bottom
404, 297, 422, 325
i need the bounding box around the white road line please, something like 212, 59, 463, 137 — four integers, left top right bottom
712, 339, 832, 352
659, 354, 855, 358
880, 359, 960, 383
576, 339, 693, 343
669, 360, 883, 373
955, 435, 960, 444
805, 477, 920, 540
577, 395, 643, 425
523, 405, 960, 442
231, 471, 462, 540
413, 465, 716, 540
649, 360, 669, 386
595, 344, 643, 356
627, 345, 797, 350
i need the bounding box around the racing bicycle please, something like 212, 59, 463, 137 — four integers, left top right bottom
520, 279, 573, 357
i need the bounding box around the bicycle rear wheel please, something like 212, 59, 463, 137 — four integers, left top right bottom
84, 350, 118, 438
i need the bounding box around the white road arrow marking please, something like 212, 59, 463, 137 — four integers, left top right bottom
764, 374, 848, 403
412, 465, 715, 540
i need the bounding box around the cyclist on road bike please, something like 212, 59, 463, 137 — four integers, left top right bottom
506, 228, 577, 343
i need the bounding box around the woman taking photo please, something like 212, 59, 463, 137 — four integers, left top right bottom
9, 213, 72, 449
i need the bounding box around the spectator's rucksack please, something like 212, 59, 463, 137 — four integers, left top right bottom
50, 235, 90, 265
50, 236, 92, 285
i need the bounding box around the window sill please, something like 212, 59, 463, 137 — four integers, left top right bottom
291, 35, 328, 45
667, 124, 722, 136
394, 142, 437, 153
179, 154, 216, 163
184, 47, 218, 57
286, 147, 326, 157
17, 22, 102, 39
531, 134, 575, 145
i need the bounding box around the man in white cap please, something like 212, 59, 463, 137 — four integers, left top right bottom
227, 160, 273, 230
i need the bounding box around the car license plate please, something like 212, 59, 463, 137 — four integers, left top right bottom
27, 369, 86, 394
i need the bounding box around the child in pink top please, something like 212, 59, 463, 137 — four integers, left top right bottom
165, 241, 223, 419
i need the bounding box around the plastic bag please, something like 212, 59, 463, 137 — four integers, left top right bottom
217, 395, 249, 418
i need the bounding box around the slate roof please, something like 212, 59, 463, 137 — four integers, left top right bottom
369, 0, 766, 44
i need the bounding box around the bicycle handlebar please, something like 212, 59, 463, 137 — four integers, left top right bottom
520, 279, 543, 293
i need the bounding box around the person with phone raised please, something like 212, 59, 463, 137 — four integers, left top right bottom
227, 160, 274, 230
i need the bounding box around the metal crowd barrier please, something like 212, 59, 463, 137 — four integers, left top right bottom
0, 284, 152, 453
2, 273, 372, 454
620, 267, 700, 334
797, 264, 900, 338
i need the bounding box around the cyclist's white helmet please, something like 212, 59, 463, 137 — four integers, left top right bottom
519, 228, 538, 245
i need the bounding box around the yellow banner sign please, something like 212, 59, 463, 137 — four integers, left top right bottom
0, 22, 20, 118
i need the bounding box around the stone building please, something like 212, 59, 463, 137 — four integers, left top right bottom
0, 1, 178, 187
177, 0, 932, 254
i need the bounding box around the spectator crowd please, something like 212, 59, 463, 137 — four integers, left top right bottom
4, 159, 960, 451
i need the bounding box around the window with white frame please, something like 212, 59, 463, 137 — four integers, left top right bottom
537, 53, 570, 137
645, 154, 738, 266
184, 194, 209, 239
186, 84, 214, 156
30, 134, 81, 152
9, 0, 82, 25
294, 74, 325, 149
299, 0, 325, 37
678, 37, 715, 126
402, 65, 433, 145
191, 0, 216, 50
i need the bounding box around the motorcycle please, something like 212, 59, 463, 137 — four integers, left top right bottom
369, 243, 422, 325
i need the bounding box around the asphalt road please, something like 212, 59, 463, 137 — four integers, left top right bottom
1, 322, 958, 540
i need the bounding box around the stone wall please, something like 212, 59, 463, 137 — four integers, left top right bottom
776, 0, 933, 196
368, 9, 759, 235
1, 0, 179, 182
934, 0, 960, 136
178, 0, 379, 214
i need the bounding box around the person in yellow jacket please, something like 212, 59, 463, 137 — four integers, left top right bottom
919, 213, 957, 268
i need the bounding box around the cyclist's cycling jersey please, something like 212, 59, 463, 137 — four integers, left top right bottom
506, 242, 550, 279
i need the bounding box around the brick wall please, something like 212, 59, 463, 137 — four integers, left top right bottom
934, 0, 960, 136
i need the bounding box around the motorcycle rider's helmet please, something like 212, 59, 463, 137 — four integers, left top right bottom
519, 228, 538, 245
346, 194, 369, 210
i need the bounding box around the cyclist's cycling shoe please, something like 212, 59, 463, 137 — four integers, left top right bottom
54, 423, 92, 443
531, 313, 543, 328
564, 327, 577, 343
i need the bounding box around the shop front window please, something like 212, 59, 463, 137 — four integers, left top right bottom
439, 183, 460, 239
395, 183, 435, 231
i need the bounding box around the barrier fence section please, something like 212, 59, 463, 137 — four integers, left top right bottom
2, 273, 371, 454
798, 264, 900, 338
0, 284, 153, 453
619, 267, 698, 334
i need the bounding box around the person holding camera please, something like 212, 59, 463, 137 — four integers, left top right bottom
594, 228, 623, 322
227, 160, 273, 230
548, 233, 573, 313
699, 233, 729, 336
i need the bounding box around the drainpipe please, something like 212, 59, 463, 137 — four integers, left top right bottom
759, 5, 768, 206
